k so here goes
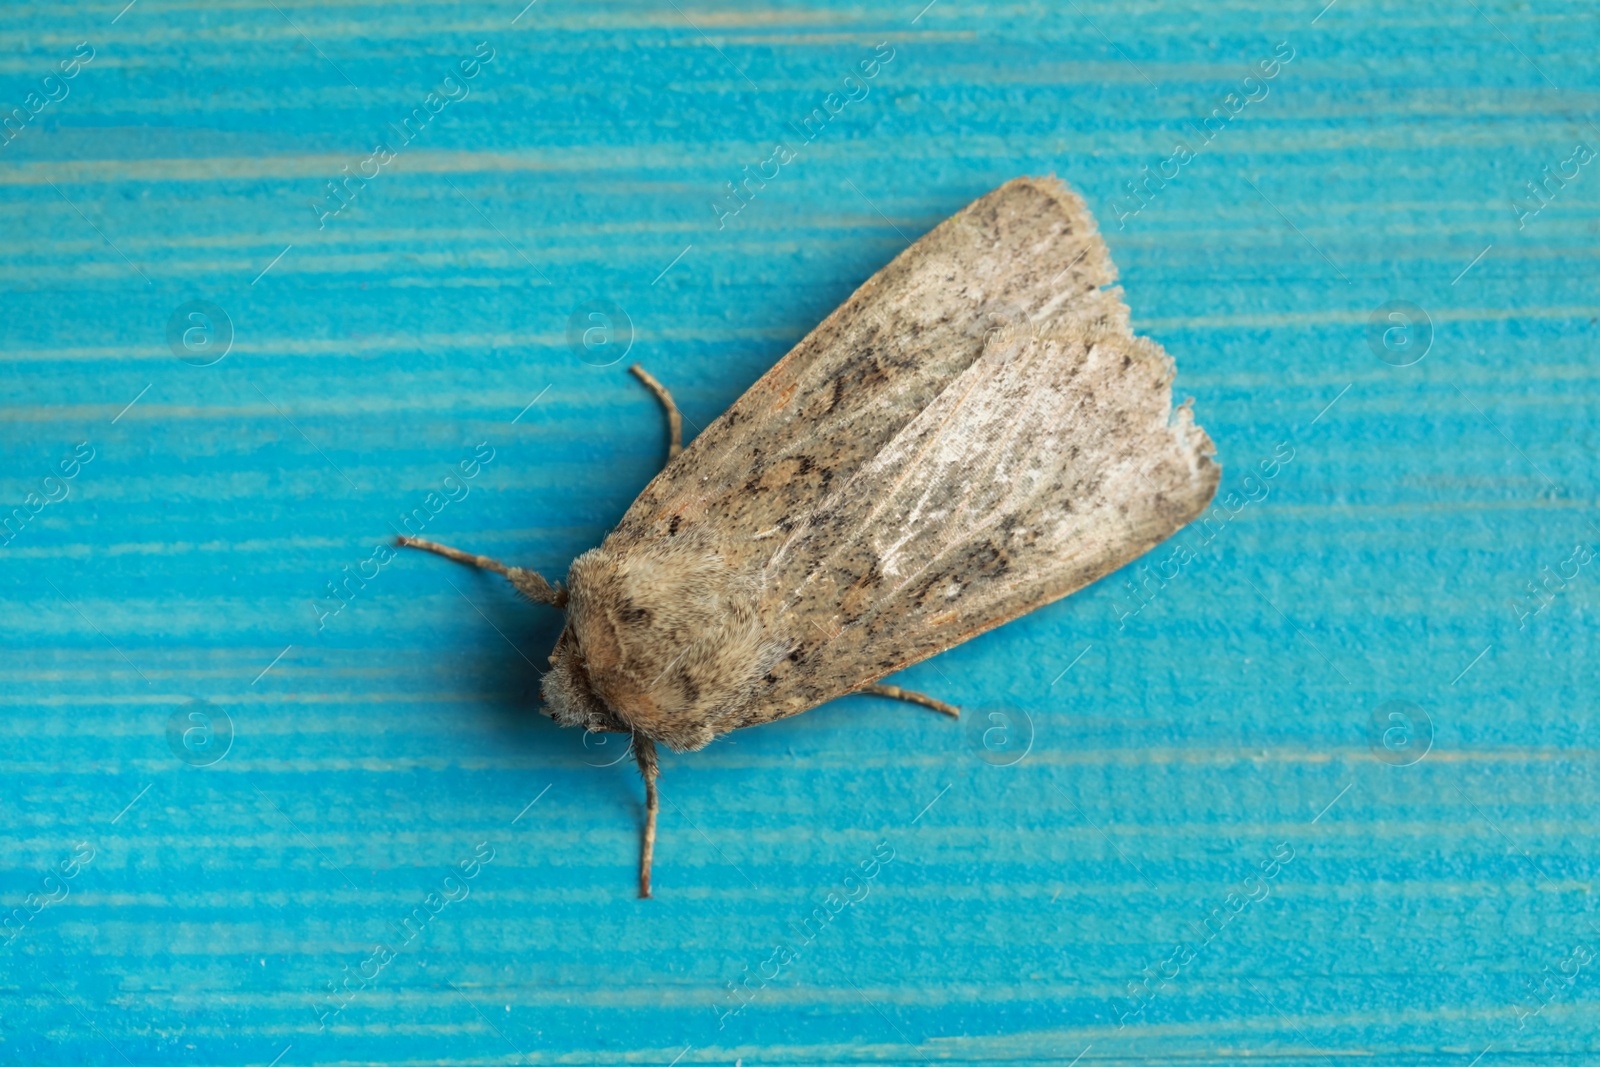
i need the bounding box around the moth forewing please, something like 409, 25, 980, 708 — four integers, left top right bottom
749, 320, 1217, 721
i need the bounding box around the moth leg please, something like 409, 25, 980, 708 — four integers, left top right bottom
394, 535, 566, 608
628, 363, 683, 462
859, 683, 960, 718
633, 735, 660, 899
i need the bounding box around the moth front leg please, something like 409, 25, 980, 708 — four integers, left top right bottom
629, 364, 683, 464
859, 683, 960, 718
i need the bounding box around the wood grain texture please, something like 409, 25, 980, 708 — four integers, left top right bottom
1, 0, 1597, 1064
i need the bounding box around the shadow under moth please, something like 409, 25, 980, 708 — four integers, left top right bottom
400, 176, 1220, 897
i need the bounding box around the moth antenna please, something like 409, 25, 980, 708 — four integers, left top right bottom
395, 535, 567, 608
629, 363, 683, 461
633, 735, 660, 899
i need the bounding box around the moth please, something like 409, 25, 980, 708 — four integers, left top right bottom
400, 176, 1219, 897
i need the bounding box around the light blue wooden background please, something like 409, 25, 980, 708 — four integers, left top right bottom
2, 0, 1597, 1063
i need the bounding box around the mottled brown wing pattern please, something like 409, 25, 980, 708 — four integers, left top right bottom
752, 320, 1218, 721
591, 176, 1217, 746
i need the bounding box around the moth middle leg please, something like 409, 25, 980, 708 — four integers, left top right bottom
859, 683, 960, 718
629, 363, 683, 463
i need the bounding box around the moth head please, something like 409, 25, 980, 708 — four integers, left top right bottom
540, 621, 632, 738
538, 534, 783, 753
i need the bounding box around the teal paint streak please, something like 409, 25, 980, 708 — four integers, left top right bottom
1, 0, 1598, 1062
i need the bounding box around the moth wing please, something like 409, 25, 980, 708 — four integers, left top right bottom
753, 318, 1219, 721
597, 176, 1216, 740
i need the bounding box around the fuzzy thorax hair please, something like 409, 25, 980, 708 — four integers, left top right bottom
540, 530, 789, 752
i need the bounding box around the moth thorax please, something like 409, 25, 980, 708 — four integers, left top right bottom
550, 535, 786, 752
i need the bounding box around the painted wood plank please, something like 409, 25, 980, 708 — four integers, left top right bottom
1, 0, 1597, 1063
